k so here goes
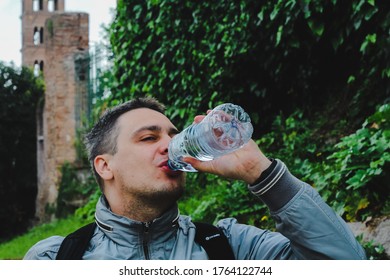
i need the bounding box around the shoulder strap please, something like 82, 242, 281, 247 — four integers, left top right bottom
194, 222, 235, 260
56, 222, 96, 260
56, 221, 235, 260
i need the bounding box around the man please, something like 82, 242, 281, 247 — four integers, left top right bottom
24, 97, 366, 259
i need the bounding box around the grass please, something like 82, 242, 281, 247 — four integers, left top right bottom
0, 215, 88, 260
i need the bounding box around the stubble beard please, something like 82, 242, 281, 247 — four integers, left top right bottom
142, 181, 185, 206
123, 176, 186, 217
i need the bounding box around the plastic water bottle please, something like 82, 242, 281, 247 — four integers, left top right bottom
168, 103, 253, 172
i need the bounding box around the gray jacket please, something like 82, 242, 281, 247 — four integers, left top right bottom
24, 159, 366, 260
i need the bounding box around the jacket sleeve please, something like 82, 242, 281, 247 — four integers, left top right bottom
218, 159, 367, 260
23, 236, 63, 260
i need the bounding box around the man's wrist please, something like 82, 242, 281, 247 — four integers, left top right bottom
243, 156, 272, 185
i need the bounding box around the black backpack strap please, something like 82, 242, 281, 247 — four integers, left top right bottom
56, 222, 97, 260
56, 221, 235, 260
194, 222, 235, 260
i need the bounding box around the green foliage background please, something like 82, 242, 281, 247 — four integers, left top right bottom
0, 62, 44, 241
102, 0, 389, 225
108, 0, 388, 134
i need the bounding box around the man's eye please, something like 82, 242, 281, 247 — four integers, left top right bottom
141, 136, 157, 141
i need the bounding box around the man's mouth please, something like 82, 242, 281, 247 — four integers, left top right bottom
159, 160, 182, 176
158, 160, 169, 168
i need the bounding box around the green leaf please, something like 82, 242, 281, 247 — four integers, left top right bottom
276, 25, 283, 46
360, 33, 377, 53
357, 197, 370, 211
307, 19, 324, 37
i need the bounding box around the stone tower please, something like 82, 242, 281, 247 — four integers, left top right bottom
21, 0, 90, 222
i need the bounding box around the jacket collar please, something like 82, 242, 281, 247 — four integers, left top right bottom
94, 195, 180, 246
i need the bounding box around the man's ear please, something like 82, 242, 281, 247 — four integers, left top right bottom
94, 155, 114, 180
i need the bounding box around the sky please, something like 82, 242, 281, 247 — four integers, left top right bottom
0, 0, 117, 67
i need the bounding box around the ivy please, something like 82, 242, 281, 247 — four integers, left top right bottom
108, 0, 388, 134
307, 103, 390, 221
96, 0, 390, 224
56, 163, 97, 219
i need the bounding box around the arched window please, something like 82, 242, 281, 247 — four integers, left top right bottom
48, 0, 54, 12
33, 60, 44, 77
40, 61, 44, 73
48, 0, 59, 12
33, 27, 40, 45
33, 60, 40, 76
40, 27, 44, 44
33, 0, 43, 12
33, 27, 44, 45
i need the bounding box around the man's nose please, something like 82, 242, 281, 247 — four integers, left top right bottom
160, 134, 172, 154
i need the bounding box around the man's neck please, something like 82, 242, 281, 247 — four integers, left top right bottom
106, 194, 174, 222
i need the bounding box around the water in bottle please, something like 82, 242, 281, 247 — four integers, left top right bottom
168, 103, 253, 172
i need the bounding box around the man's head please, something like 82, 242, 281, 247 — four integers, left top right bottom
85, 97, 166, 189
85, 96, 185, 219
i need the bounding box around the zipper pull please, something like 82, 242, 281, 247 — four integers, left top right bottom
143, 221, 152, 231
142, 222, 152, 260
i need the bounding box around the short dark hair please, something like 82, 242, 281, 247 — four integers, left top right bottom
84, 97, 166, 190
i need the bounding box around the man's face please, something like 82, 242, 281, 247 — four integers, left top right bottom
107, 108, 185, 205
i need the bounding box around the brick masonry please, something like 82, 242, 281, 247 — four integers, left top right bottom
21, 0, 89, 222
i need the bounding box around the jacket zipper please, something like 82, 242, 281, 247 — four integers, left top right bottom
142, 222, 151, 260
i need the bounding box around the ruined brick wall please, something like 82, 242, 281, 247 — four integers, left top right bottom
21, 0, 89, 222
37, 13, 89, 222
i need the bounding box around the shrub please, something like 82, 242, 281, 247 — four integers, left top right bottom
306, 103, 390, 221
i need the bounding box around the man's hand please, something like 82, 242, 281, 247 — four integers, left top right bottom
182, 114, 271, 184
